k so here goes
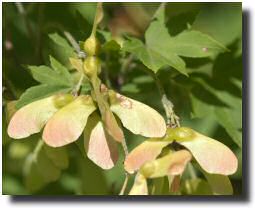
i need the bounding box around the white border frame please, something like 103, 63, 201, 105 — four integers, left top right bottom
1, 0, 254, 207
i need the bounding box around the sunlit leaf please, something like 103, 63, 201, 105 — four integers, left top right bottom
48, 33, 77, 66
164, 30, 228, 57
48, 33, 75, 53
110, 92, 166, 138
192, 3, 242, 46
43, 95, 96, 147
50, 56, 73, 84
123, 4, 227, 75
123, 36, 186, 75
29, 65, 72, 87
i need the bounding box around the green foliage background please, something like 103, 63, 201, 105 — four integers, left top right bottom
2, 2, 242, 195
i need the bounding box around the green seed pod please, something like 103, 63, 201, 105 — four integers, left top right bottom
165, 127, 195, 142
54, 94, 74, 109
83, 36, 101, 56
140, 161, 156, 178
83, 56, 101, 77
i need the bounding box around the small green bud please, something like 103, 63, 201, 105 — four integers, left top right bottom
54, 94, 74, 109
83, 36, 101, 56
83, 56, 101, 77
78, 95, 94, 105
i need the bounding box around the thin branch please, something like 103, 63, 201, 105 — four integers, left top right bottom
118, 55, 134, 195
32, 139, 44, 161
63, 31, 81, 54
72, 74, 85, 96
102, 53, 112, 88
187, 163, 197, 179
119, 174, 130, 195
117, 54, 134, 87
142, 67, 180, 127
119, 136, 130, 195
91, 2, 103, 37
15, 3, 34, 42
63, 31, 86, 58
121, 138, 129, 157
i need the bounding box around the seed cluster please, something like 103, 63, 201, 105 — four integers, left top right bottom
83, 36, 101, 78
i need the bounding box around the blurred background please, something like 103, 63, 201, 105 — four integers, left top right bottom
2, 2, 242, 195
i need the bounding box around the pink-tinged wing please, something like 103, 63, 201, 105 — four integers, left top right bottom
110, 93, 166, 138
140, 150, 192, 178
8, 96, 59, 139
129, 173, 148, 195
84, 113, 118, 169
43, 95, 96, 147
177, 129, 238, 175
124, 138, 170, 174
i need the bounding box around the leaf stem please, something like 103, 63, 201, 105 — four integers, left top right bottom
118, 54, 134, 86
32, 139, 44, 161
121, 137, 129, 157
63, 31, 85, 58
72, 73, 84, 96
144, 69, 180, 127
91, 2, 103, 37
118, 56, 133, 195
119, 173, 130, 195
187, 163, 197, 179
64, 31, 80, 54
15, 3, 34, 41
118, 129, 131, 195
